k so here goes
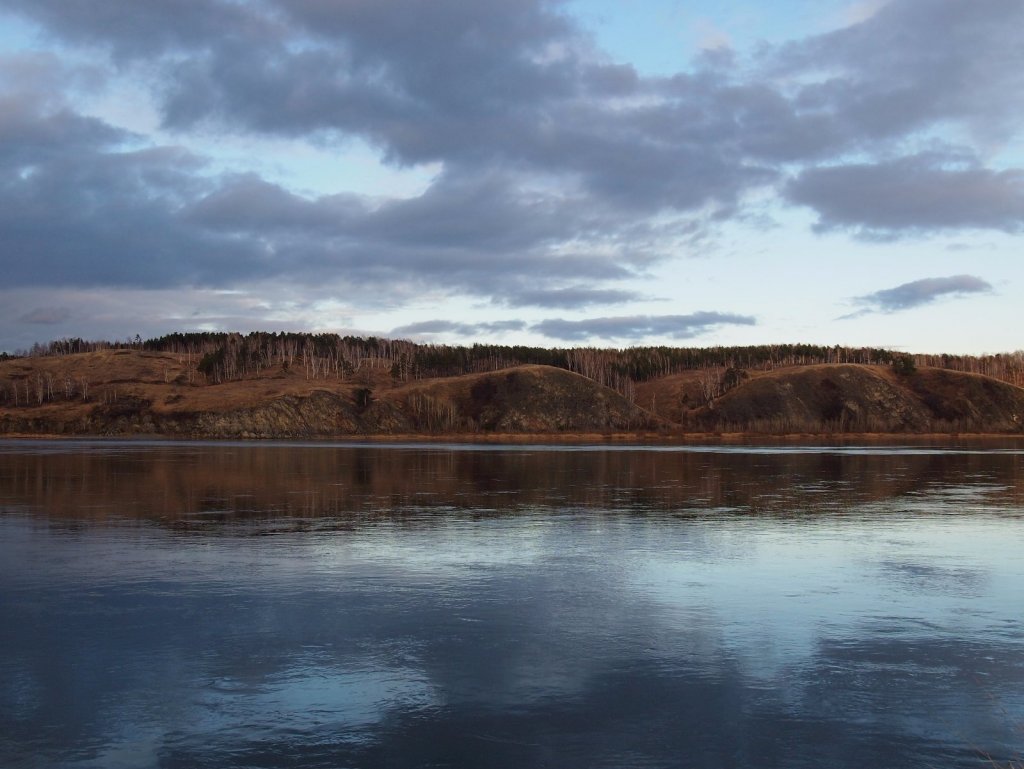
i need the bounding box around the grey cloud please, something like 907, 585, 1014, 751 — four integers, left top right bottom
849, 275, 993, 315
484, 320, 528, 333
156, 48, 776, 213
498, 286, 641, 309
183, 168, 651, 296
129, 0, 1024, 201
0, 286, 346, 353
532, 312, 756, 342
0, 97, 127, 166
355, 171, 609, 252
786, 155, 1024, 235
1, 0, 1023, 326
4, 0, 781, 215
187, 174, 367, 234
391, 319, 526, 339
7, 0, 1023, 169
0, 0, 274, 60
17, 307, 71, 325
0, 96, 650, 300
0, 113, 253, 289
773, 0, 1024, 143
0, 51, 105, 102
150, 0, 585, 152
1, 34, 668, 303
0, 57, 130, 167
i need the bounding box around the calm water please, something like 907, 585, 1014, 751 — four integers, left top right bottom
1, 440, 1023, 769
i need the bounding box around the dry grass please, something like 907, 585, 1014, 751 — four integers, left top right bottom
0, 348, 396, 416
3, 351, 1024, 438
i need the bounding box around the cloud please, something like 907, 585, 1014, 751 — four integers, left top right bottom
0, 132, 252, 289
531, 312, 756, 342
497, 286, 642, 309
391, 319, 526, 339
0, 91, 648, 299
786, 154, 1024, 236
0, 56, 129, 168
4, 0, 1022, 215
1, 0, 1023, 348
0, 285, 353, 353
17, 307, 71, 325
0, 0, 271, 61
186, 173, 367, 235
4, 0, 1023, 248
772, 0, 1024, 144
0, 0, 807, 220
846, 275, 993, 316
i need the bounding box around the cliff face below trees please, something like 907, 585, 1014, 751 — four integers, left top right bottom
1, 351, 1023, 438
684, 364, 1024, 433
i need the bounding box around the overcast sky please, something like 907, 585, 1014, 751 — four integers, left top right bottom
1, 0, 1021, 354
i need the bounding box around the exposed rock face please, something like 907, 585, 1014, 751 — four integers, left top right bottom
688, 365, 1024, 433
397, 366, 659, 433
905, 368, 1024, 431
166, 391, 373, 438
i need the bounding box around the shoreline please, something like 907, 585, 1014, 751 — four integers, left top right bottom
3, 431, 1023, 445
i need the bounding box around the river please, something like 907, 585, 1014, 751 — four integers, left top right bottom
1, 440, 1022, 768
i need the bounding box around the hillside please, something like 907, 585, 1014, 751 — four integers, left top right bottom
684, 364, 1024, 434
0, 351, 660, 438
1, 351, 1022, 437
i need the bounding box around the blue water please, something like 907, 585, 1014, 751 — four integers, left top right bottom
1, 441, 1022, 768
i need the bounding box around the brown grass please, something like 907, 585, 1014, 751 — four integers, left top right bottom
3, 352, 1024, 438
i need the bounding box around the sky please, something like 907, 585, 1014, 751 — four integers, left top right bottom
0, 0, 1022, 355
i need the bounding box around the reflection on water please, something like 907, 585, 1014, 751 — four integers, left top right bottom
1, 441, 1023, 769
2, 439, 1023, 523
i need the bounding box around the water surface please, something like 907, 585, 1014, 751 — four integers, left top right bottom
1, 440, 1022, 768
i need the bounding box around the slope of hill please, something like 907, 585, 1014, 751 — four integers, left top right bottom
389, 365, 661, 433
0, 352, 660, 438
1, 352, 1022, 437
685, 364, 1024, 433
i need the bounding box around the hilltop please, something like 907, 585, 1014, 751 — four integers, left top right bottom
2, 345, 1022, 438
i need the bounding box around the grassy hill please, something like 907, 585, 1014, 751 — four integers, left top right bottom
1, 350, 1022, 438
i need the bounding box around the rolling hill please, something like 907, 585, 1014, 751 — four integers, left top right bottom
1, 350, 1022, 438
